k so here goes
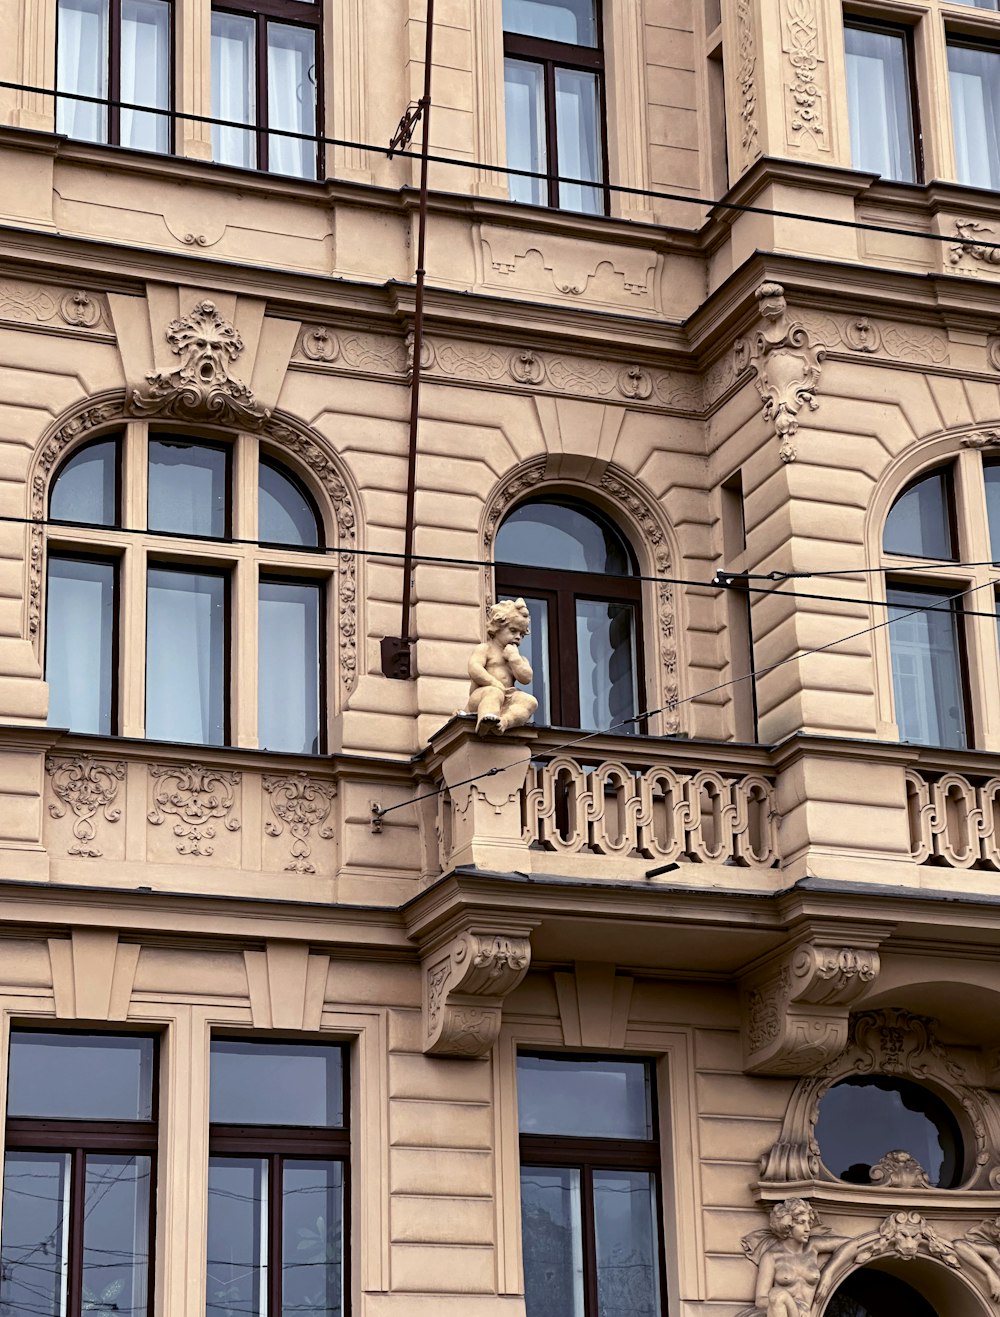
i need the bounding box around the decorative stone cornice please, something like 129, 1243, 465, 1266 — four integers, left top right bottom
735, 281, 828, 462
868, 1149, 930, 1189
741, 933, 882, 1075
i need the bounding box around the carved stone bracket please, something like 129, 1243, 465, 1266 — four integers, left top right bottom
735, 282, 828, 462
741, 933, 883, 1076
420, 918, 538, 1058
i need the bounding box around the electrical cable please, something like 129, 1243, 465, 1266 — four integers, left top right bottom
371, 577, 995, 821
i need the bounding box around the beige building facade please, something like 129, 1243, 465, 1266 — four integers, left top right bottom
4, 0, 1000, 1314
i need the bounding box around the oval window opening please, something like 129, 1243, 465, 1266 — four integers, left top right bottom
815, 1076, 962, 1188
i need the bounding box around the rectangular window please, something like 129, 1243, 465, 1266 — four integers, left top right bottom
949, 39, 1000, 189
56, 0, 172, 152
258, 578, 322, 753
146, 566, 227, 745
518, 1054, 665, 1317
844, 19, 918, 183
887, 585, 968, 748
47, 554, 117, 734
211, 0, 321, 180
207, 1039, 348, 1317
0, 1032, 157, 1317
503, 0, 606, 213
148, 437, 229, 539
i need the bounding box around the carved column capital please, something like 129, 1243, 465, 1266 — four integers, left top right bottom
741, 933, 883, 1075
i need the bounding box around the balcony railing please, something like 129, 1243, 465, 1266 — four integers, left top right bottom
906, 766, 1000, 870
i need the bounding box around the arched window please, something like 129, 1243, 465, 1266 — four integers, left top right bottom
494, 499, 644, 730
881, 452, 1000, 749
825, 1268, 938, 1316
44, 428, 327, 753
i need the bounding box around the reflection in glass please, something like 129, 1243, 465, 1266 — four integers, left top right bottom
47, 556, 115, 734
496, 502, 634, 575
520, 1167, 585, 1317
258, 580, 321, 753
949, 42, 1000, 189
259, 461, 320, 547
210, 1040, 344, 1127
8, 1032, 155, 1120
883, 470, 954, 558
146, 568, 226, 745
504, 59, 547, 205
121, 0, 171, 152
50, 438, 118, 526
845, 24, 916, 182
556, 67, 603, 213
207, 1158, 267, 1317
594, 1170, 660, 1317
148, 439, 228, 538
82, 1155, 151, 1317
816, 1076, 961, 1187
517, 1055, 651, 1139
887, 586, 966, 748
0, 1152, 70, 1317
57, 0, 109, 143
282, 1161, 344, 1316
503, 0, 597, 45
985, 464, 1000, 561
518, 596, 551, 724
576, 599, 637, 731
212, 11, 256, 169
268, 23, 317, 179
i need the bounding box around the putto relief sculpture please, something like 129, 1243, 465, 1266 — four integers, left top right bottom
739, 1199, 857, 1317
466, 598, 538, 735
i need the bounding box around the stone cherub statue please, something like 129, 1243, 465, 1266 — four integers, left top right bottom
466, 598, 538, 735
739, 1199, 858, 1317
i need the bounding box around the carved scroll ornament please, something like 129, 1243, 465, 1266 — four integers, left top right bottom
421, 923, 536, 1057
735, 282, 827, 462
46, 755, 125, 857
147, 763, 241, 857
263, 773, 335, 873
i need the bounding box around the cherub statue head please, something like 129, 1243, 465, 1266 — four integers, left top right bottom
755, 281, 787, 321
769, 1198, 819, 1242
486, 597, 531, 644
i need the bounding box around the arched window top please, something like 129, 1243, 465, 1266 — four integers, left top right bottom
49, 435, 120, 528
815, 1075, 963, 1188
883, 467, 955, 560
826, 1269, 939, 1316
259, 455, 322, 548
495, 498, 637, 576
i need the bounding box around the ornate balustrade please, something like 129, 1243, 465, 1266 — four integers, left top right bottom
906, 765, 1000, 870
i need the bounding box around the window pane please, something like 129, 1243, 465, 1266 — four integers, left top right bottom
83, 1155, 151, 1317
504, 59, 547, 206
259, 460, 320, 547
845, 25, 915, 183
556, 67, 603, 213
985, 464, 1000, 561
0, 1152, 70, 1317
50, 438, 118, 526
8, 1033, 155, 1120
282, 1162, 344, 1317
268, 23, 317, 180
520, 1167, 585, 1317
949, 43, 1000, 190
212, 11, 257, 169
594, 1170, 660, 1317
207, 1158, 267, 1317
576, 599, 638, 732
46, 556, 115, 735
951, 0, 999, 7
517, 1055, 651, 1138
57, 0, 109, 143
146, 568, 226, 746
883, 470, 954, 558
210, 1040, 344, 1126
503, 0, 597, 45
259, 580, 321, 753
518, 595, 551, 724
121, 0, 171, 153
887, 587, 966, 748
148, 439, 228, 538
496, 502, 634, 574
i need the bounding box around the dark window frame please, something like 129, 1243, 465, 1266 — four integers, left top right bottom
503, 0, 610, 212
843, 13, 923, 183
45, 549, 122, 736
148, 432, 234, 542
258, 453, 326, 549
211, 0, 324, 178
886, 577, 974, 747
49, 433, 124, 530
518, 1051, 667, 1317
258, 571, 328, 753
3, 1030, 159, 1317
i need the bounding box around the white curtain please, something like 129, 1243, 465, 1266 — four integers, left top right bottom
121, 0, 170, 153
556, 67, 602, 214
258, 582, 320, 753
57, 0, 108, 142
47, 558, 113, 734
211, 12, 256, 168
950, 64, 1000, 188
504, 58, 547, 205
146, 570, 225, 745
268, 23, 317, 180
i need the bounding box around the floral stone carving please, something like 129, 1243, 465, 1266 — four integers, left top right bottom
46, 756, 125, 858
263, 774, 336, 873
466, 598, 538, 735
147, 763, 241, 857
868, 1149, 930, 1189
735, 281, 827, 462
421, 924, 535, 1057
950, 220, 1000, 268
130, 300, 268, 428
738, 1199, 856, 1317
